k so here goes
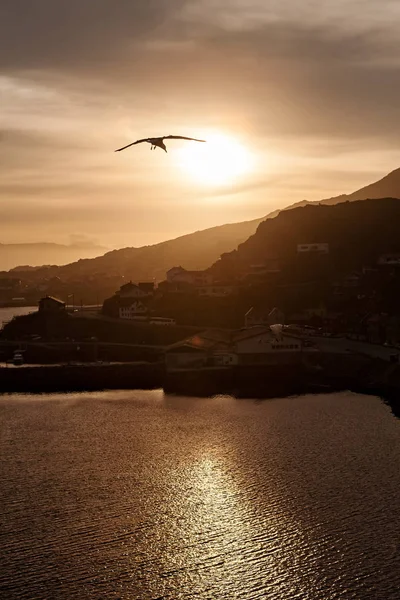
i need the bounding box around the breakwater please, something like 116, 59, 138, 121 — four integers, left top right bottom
1, 353, 400, 418
0, 362, 163, 394
163, 364, 308, 398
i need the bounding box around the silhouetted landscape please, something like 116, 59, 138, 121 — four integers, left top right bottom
2, 168, 400, 306
2, 1, 400, 599
0, 241, 107, 272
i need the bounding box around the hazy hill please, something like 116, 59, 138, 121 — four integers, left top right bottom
6, 167, 400, 282
212, 197, 400, 277
14, 218, 266, 282
320, 167, 400, 205
0, 242, 107, 272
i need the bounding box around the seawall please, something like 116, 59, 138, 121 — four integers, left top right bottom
1, 353, 400, 419
0, 362, 163, 394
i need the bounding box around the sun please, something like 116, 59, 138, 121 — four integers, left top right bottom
176, 132, 255, 186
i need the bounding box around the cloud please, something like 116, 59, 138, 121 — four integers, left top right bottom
0, 1, 186, 72
1, 0, 400, 247
2, 1, 400, 140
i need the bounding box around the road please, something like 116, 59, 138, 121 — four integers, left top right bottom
309, 335, 397, 362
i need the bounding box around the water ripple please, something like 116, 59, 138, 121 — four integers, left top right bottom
1, 391, 400, 599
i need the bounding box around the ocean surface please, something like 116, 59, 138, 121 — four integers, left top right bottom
1, 391, 400, 600
0, 306, 37, 328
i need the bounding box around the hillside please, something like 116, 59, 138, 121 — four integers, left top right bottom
6, 167, 400, 283
321, 167, 400, 205
211, 197, 400, 278
0, 242, 107, 272
13, 218, 265, 282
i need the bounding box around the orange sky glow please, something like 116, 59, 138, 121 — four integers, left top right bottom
1, 0, 400, 248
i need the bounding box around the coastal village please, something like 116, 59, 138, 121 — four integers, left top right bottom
2, 253, 400, 372
3, 200, 400, 379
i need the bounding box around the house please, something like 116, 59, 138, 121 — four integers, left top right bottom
233, 327, 302, 365
38, 296, 66, 313
166, 266, 213, 286
165, 341, 208, 370
377, 254, 400, 266
118, 282, 151, 299
149, 317, 176, 326
165, 329, 231, 370
297, 243, 329, 254
138, 282, 155, 295
165, 326, 303, 370
245, 307, 285, 328
119, 300, 148, 320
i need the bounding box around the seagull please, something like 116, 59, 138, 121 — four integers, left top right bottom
115, 135, 206, 154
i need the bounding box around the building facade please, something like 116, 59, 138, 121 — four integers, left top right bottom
38, 296, 66, 313
234, 328, 302, 365
119, 300, 147, 320
166, 266, 213, 286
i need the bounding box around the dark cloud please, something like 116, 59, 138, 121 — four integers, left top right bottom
3, 1, 400, 143
0, 1, 186, 71
2, 1, 400, 246
170, 20, 400, 140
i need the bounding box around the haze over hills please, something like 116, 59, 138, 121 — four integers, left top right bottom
6, 168, 400, 282
15, 219, 265, 282
0, 242, 107, 273
320, 167, 400, 205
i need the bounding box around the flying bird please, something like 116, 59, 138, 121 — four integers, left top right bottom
115, 135, 206, 154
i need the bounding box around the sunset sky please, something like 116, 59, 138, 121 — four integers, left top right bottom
2, 0, 400, 249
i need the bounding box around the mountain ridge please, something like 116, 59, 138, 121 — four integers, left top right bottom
4, 167, 400, 281
210, 197, 400, 281
0, 242, 107, 273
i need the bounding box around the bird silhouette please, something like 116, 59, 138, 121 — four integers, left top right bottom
115, 135, 206, 154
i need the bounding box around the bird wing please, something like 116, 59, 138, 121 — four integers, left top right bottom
163, 135, 206, 142
114, 138, 150, 152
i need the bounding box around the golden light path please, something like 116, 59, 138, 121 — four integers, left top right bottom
176, 132, 256, 186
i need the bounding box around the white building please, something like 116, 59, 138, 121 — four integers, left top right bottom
165, 330, 232, 370
119, 300, 147, 320
165, 343, 208, 370
234, 328, 302, 365
297, 243, 329, 254
149, 317, 176, 326
166, 266, 213, 286
378, 254, 400, 266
